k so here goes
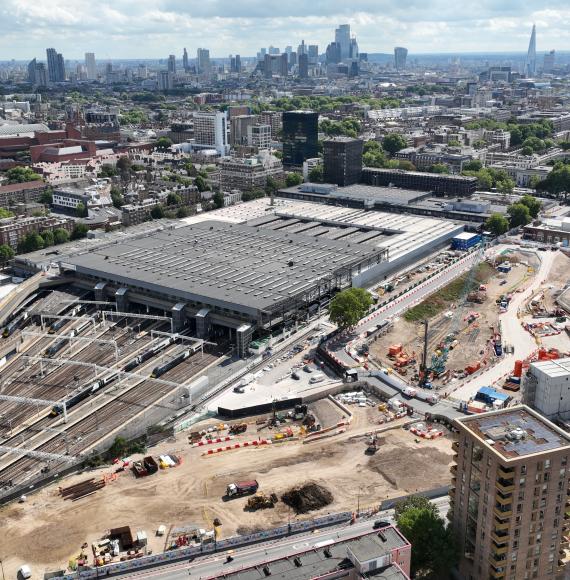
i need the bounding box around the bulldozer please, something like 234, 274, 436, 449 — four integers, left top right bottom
229, 423, 248, 435
246, 492, 278, 510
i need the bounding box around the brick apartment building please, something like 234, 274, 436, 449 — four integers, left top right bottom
0, 181, 50, 209
0, 215, 74, 250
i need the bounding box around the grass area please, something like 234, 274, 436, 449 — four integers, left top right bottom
404, 262, 495, 322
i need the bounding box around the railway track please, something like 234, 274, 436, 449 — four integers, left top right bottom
0, 346, 219, 489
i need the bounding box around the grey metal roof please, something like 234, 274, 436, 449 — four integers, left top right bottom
0, 123, 49, 136
61, 220, 385, 316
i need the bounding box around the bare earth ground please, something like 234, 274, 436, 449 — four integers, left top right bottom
369, 252, 536, 385
0, 408, 453, 577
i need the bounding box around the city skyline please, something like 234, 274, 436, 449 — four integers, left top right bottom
0, 0, 569, 60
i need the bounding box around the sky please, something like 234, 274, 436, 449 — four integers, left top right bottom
0, 0, 568, 60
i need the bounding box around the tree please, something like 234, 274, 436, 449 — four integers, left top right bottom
17, 232, 44, 253
41, 230, 54, 247
394, 495, 438, 520
5, 166, 42, 184
71, 223, 89, 240
75, 202, 87, 218
496, 178, 515, 195
308, 164, 323, 183
0, 208, 13, 219
110, 187, 124, 209
519, 195, 541, 218
507, 203, 532, 228
485, 213, 509, 236
381, 133, 407, 156
463, 160, 482, 172
155, 137, 172, 150
194, 175, 208, 192
150, 204, 165, 219
447, 139, 461, 147
166, 192, 183, 206
116, 156, 132, 173
176, 206, 191, 218
396, 502, 457, 579
211, 191, 224, 209
397, 160, 416, 171
265, 175, 280, 196
536, 164, 570, 196
328, 287, 372, 330
98, 164, 117, 178
428, 163, 450, 174
53, 228, 70, 244
241, 190, 266, 202
0, 244, 14, 263
40, 187, 53, 205
285, 172, 303, 187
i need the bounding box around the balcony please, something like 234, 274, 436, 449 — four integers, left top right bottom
495, 479, 515, 494
449, 486, 456, 498
494, 518, 510, 531
491, 530, 509, 544
494, 506, 513, 519
450, 464, 457, 476
489, 552, 507, 567
497, 465, 515, 479
495, 493, 513, 506
452, 440, 459, 453
489, 569, 506, 580
492, 543, 509, 556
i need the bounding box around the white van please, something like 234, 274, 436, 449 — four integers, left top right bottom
309, 373, 325, 384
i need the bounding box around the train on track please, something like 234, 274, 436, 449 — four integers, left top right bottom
48, 304, 85, 334
150, 343, 201, 378
50, 373, 118, 416
2, 311, 30, 338
122, 336, 176, 372
44, 320, 93, 357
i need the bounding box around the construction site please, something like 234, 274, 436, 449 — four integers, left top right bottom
0, 400, 454, 578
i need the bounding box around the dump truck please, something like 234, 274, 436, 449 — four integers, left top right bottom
229, 423, 248, 435
246, 492, 278, 510
226, 480, 259, 498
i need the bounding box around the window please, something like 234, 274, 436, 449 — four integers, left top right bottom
545, 459, 551, 469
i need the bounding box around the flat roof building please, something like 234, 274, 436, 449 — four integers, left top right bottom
282, 110, 318, 168
523, 358, 570, 421
450, 406, 570, 580
323, 137, 363, 187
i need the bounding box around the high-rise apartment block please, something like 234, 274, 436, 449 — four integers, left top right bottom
27, 59, 47, 87
196, 48, 211, 76
523, 358, 570, 421
85, 52, 96, 80
46, 48, 65, 82
450, 406, 570, 580
167, 54, 176, 74
298, 53, 309, 79
323, 137, 363, 186
394, 47, 408, 71
193, 111, 229, 155
282, 111, 319, 168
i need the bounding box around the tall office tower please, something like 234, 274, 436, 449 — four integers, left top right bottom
349, 37, 359, 59
183, 48, 189, 71
263, 54, 273, 79
268, 46, 280, 55
394, 47, 408, 71
193, 111, 229, 155
168, 54, 176, 73
85, 52, 96, 80
196, 48, 211, 75
46, 48, 65, 82
525, 24, 537, 77
297, 40, 307, 56
158, 70, 174, 91
279, 53, 288, 77
285, 46, 292, 56
543, 50, 556, 74
298, 53, 309, 79
449, 406, 570, 580
308, 45, 318, 65
326, 42, 341, 65
323, 137, 363, 186
27, 58, 38, 84
235, 54, 241, 73
289, 52, 297, 66
282, 110, 318, 167
335, 24, 351, 60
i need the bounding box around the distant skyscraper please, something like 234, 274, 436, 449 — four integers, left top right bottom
349, 37, 359, 59
298, 53, 309, 79
394, 47, 408, 71
46, 47, 65, 82
543, 50, 555, 74
308, 45, 318, 65
525, 24, 537, 77
168, 54, 176, 73
182, 48, 189, 71
282, 111, 319, 167
326, 42, 341, 65
196, 48, 211, 76
335, 24, 351, 60
27, 59, 47, 87
297, 40, 307, 56
235, 54, 241, 73
85, 52, 96, 80
158, 70, 174, 91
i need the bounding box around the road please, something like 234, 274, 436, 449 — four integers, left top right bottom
450, 248, 556, 401
116, 498, 450, 580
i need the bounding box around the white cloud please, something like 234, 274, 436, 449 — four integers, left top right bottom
0, 0, 569, 59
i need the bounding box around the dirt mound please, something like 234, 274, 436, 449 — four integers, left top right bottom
281, 482, 333, 514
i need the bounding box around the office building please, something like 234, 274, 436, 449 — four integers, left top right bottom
259, 111, 282, 138
192, 110, 229, 155
323, 137, 363, 186
85, 52, 96, 80
297, 40, 307, 56
230, 115, 257, 146
219, 152, 284, 192
523, 358, 570, 421
263, 53, 288, 78
308, 44, 318, 65
298, 53, 309, 78
525, 24, 537, 77
27, 59, 47, 87
394, 47, 408, 71
350, 37, 359, 59
167, 54, 176, 74
196, 48, 211, 76
282, 110, 319, 167
543, 50, 556, 74
335, 24, 351, 60
158, 70, 174, 91
450, 406, 570, 580
326, 42, 341, 65
247, 124, 272, 150
182, 48, 189, 71
46, 48, 65, 82
230, 54, 241, 73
